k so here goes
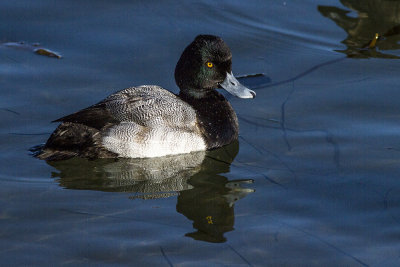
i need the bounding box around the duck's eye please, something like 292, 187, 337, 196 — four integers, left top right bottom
206, 62, 213, 68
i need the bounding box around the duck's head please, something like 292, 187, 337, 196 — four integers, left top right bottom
175, 35, 256, 99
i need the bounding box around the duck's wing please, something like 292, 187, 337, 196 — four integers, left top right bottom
54, 85, 197, 130
53, 102, 117, 130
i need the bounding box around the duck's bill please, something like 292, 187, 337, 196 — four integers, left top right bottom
219, 72, 256, 99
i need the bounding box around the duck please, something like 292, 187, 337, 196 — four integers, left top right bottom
37, 35, 255, 161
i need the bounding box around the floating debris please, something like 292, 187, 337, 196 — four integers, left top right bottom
34, 48, 62, 58
1, 41, 62, 59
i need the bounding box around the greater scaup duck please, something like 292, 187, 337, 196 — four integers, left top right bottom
37, 35, 255, 160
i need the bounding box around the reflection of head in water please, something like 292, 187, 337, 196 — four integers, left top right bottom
318, 0, 400, 58
176, 142, 254, 243
177, 176, 254, 243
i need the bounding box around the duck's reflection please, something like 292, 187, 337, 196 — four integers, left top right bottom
178, 176, 253, 243
318, 0, 400, 58
47, 141, 254, 243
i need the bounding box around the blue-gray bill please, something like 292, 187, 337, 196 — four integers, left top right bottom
220, 71, 256, 99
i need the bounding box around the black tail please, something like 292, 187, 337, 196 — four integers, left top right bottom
35, 122, 116, 161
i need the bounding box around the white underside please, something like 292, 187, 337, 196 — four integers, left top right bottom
102, 123, 206, 158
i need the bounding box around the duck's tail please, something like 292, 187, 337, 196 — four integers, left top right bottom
34, 122, 117, 161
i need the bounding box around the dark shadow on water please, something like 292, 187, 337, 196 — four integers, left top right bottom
318, 0, 400, 58
237, 73, 271, 89
47, 141, 254, 243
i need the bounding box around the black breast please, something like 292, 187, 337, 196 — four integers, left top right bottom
180, 91, 239, 149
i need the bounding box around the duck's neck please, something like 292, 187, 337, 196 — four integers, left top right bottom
179, 90, 239, 149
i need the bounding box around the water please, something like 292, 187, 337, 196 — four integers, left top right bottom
1, 0, 400, 265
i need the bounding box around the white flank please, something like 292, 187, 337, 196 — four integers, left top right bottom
102, 123, 206, 158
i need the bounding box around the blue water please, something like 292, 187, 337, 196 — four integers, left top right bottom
1, 0, 400, 266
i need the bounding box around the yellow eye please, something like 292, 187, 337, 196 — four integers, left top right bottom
206, 62, 213, 68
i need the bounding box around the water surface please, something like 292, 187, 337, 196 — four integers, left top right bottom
1, 0, 400, 266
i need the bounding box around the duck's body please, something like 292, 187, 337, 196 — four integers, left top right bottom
37, 35, 255, 160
